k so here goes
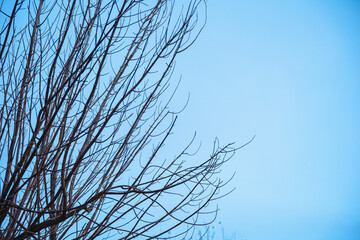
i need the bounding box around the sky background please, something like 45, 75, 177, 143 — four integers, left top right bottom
1, 0, 358, 239
171, 0, 360, 239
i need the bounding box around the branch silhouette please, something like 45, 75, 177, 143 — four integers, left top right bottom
0, 0, 238, 239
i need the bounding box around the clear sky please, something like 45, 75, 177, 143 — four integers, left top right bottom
172, 0, 360, 239
1, 1, 358, 239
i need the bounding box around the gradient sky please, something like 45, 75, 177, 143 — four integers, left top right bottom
171, 0, 360, 239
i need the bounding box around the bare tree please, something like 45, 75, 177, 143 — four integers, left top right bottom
0, 0, 238, 239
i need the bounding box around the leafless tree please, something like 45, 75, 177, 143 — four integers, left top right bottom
0, 0, 239, 239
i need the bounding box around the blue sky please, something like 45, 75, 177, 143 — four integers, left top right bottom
172, 0, 360, 239
0, 1, 358, 239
